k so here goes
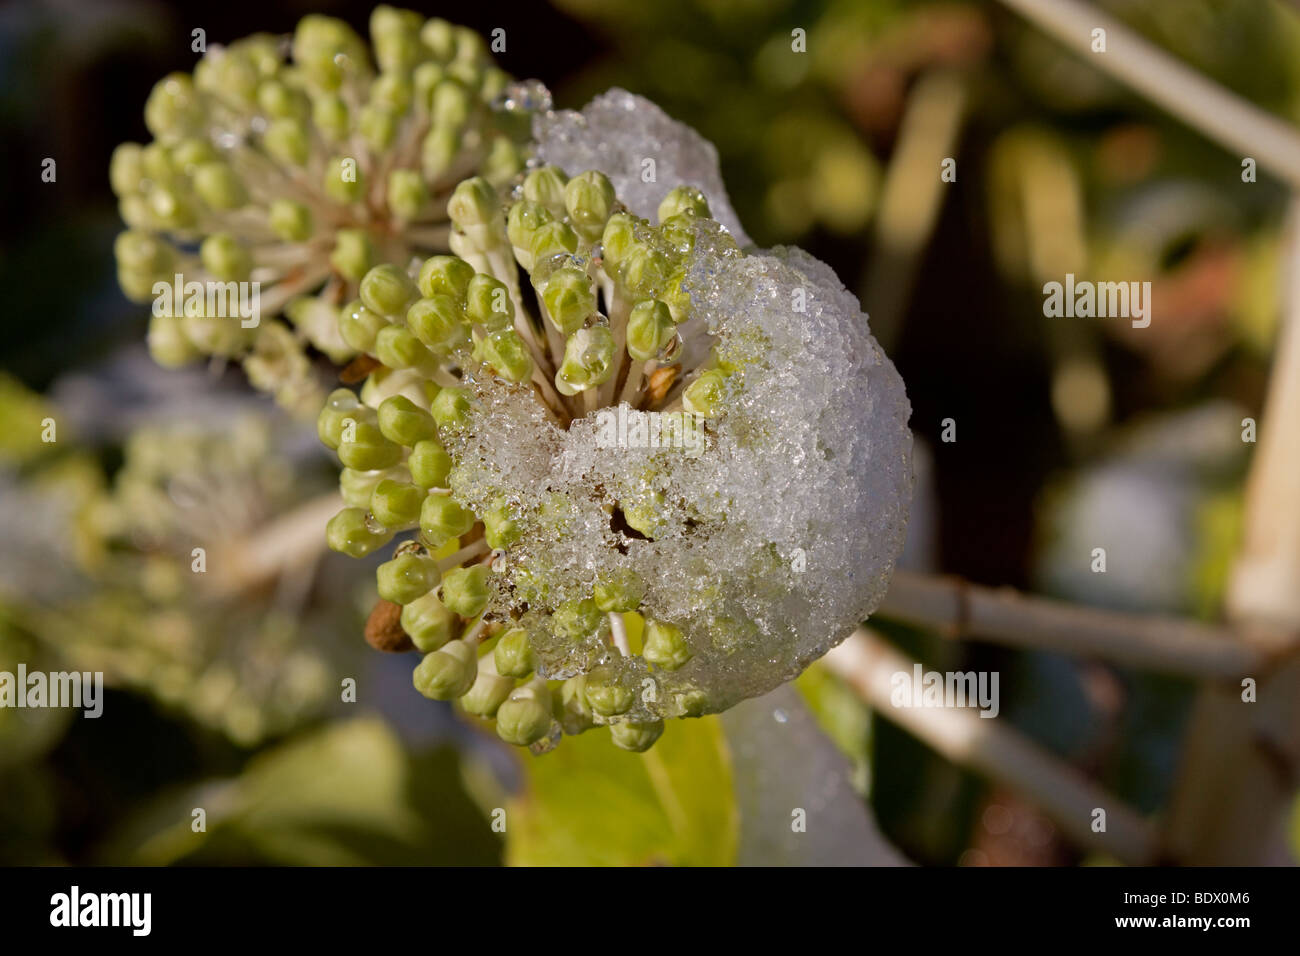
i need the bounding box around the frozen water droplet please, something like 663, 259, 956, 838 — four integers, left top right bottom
773, 709, 788, 724
363, 512, 387, 534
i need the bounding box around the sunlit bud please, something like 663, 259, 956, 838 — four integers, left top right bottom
370, 479, 424, 528
338, 298, 388, 353
539, 267, 595, 336
625, 299, 676, 361
563, 170, 616, 243
420, 493, 474, 546
375, 395, 434, 446
440, 563, 491, 617
529, 220, 580, 265
506, 200, 552, 259
400, 591, 458, 652
493, 626, 535, 677
378, 549, 441, 604
360, 264, 418, 318
448, 176, 499, 230
658, 184, 710, 222
417, 255, 476, 301
147, 185, 197, 229
408, 438, 453, 488
496, 682, 553, 746
413, 638, 478, 700
610, 719, 664, 752
522, 165, 568, 217
600, 212, 637, 269
406, 295, 470, 355
642, 620, 691, 670
327, 506, 395, 557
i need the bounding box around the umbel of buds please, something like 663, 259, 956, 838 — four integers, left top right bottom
322, 156, 913, 753
111, 7, 538, 416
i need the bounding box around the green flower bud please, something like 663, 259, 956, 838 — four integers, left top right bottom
192, 161, 248, 210
658, 185, 711, 223
337, 418, 403, 470
169, 138, 218, 172
147, 312, 202, 367
440, 563, 491, 618
360, 264, 418, 318
529, 220, 580, 265
619, 243, 672, 297
593, 570, 646, 613
420, 18, 456, 60
375, 324, 433, 371
539, 268, 595, 336
522, 165, 568, 217
465, 273, 514, 330
359, 104, 399, 152
683, 369, 727, 417
378, 550, 441, 604
264, 117, 311, 167
370, 478, 424, 528
480, 329, 533, 383
147, 185, 197, 228
429, 386, 472, 429
378, 394, 436, 445
413, 639, 478, 700
370, 5, 424, 72
330, 229, 376, 282
621, 491, 666, 539
610, 719, 665, 752
662, 269, 692, 324
420, 493, 474, 546
400, 591, 458, 652
447, 176, 498, 230
482, 500, 521, 549
407, 295, 470, 355
481, 136, 522, 186
109, 143, 145, 197
493, 626, 535, 678
496, 683, 553, 746
658, 213, 697, 255
144, 73, 202, 140
557, 326, 615, 393
506, 200, 552, 255
324, 156, 366, 204
200, 233, 252, 282
140, 142, 176, 184
461, 667, 515, 718
269, 198, 313, 241
552, 598, 604, 643
408, 439, 453, 488
564, 170, 616, 243
338, 298, 388, 353
114, 230, 174, 278
369, 72, 413, 114
387, 168, 428, 221
421, 124, 461, 182
431, 80, 473, 129
556, 676, 595, 735
584, 664, 634, 716
339, 466, 392, 508
292, 15, 369, 91
413, 62, 446, 110
312, 93, 350, 142
327, 506, 394, 557
257, 79, 308, 120
625, 299, 676, 361
445, 58, 482, 90
643, 620, 691, 670
600, 212, 637, 269
317, 387, 362, 448
416, 255, 475, 301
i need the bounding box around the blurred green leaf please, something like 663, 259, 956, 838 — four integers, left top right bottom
506, 716, 737, 866
794, 659, 871, 793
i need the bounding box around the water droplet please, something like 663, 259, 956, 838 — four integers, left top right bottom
773, 708, 788, 724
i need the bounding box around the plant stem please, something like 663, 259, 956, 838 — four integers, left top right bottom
823, 627, 1158, 864
997, 0, 1300, 186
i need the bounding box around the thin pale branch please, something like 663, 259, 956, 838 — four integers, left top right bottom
824, 627, 1159, 865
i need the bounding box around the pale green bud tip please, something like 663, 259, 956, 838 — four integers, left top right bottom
413, 639, 478, 700
327, 507, 394, 557
557, 326, 615, 393
448, 176, 499, 228
377, 550, 441, 604
593, 570, 646, 613
408, 438, 452, 488
374, 324, 431, 371
378, 394, 437, 446
264, 117, 310, 166
430, 386, 472, 429
331, 229, 376, 282
522, 165, 568, 215
626, 299, 676, 362
387, 169, 428, 221
369, 478, 424, 528
564, 170, 616, 241
147, 313, 201, 367
584, 664, 634, 716
144, 73, 201, 139
407, 295, 469, 355
200, 234, 252, 282
269, 199, 313, 241
643, 620, 692, 670
496, 686, 553, 746
529, 220, 579, 265
507, 200, 552, 253
540, 268, 595, 336
339, 299, 387, 353
493, 627, 535, 678
360, 264, 418, 318
440, 563, 491, 618
324, 156, 365, 204
683, 369, 727, 417
481, 329, 533, 383
465, 273, 514, 329
482, 500, 521, 549
658, 185, 711, 223
610, 720, 665, 752
417, 255, 476, 301
420, 493, 474, 546
601, 213, 638, 268
337, 418, 402, 470
319, 388, 361, 449
401, 592, 458, 653
460, 669, 515, 718
193, 162, 248, 210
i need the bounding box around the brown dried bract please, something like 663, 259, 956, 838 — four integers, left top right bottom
646, 365, 678, 406
365, 598, 415, 652
341, 354, 382, 385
